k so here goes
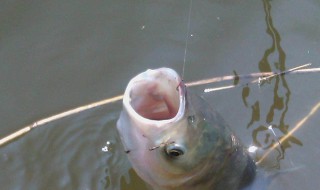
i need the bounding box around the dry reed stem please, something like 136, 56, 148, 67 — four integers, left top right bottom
256, 101, 320, 165
0, 65, 319, 147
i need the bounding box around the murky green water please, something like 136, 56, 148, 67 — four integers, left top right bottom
1, 0, 319, 189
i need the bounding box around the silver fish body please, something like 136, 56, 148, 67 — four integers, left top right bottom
117, 68, 255, 190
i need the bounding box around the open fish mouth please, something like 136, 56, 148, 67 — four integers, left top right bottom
123, 68, 186, 122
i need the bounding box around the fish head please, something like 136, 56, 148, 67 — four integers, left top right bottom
117, 68, 254, 190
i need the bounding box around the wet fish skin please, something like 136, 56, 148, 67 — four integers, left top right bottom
117, 68, 256, 190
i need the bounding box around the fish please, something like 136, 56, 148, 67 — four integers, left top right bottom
116, 68, 256, 190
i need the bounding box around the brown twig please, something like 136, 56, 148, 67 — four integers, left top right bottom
0, 64, 319, 147
0, 95, 123, 146
256, 101, 320, 165
252, 63, 311, 83
188, 64, 315, 87
204, 64, 318, 93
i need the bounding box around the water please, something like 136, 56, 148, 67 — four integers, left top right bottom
0, 0, 319, 189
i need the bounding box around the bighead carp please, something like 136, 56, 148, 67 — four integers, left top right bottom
117, 68, 255, 190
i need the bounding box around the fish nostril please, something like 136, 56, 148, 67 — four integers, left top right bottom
165, 144, 185, 157
188, 115, 196, 123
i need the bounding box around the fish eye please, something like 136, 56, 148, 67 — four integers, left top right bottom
165, 144, 185, 158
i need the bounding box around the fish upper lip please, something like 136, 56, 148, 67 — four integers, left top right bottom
123, 68, 186, 127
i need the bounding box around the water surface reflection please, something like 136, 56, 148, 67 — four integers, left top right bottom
242, 0, 303, 169
1, 0, 319, 189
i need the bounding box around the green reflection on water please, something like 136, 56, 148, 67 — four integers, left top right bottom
243, 0, 303, 169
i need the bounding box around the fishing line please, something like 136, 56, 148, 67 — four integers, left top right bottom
182, 0, 193, 79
